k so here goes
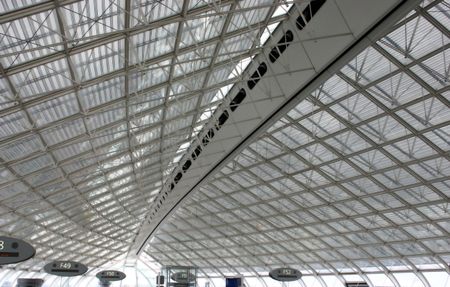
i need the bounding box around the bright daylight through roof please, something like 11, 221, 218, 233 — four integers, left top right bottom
0, 0, 449, 287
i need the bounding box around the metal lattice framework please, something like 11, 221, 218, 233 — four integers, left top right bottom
144, 0, 450, 284
0, 0, 294, 270
0, 0, 449, 286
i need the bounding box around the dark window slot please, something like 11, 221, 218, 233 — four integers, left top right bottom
230, 89, 246, 112
296, 16, 306, 30
269, 49, 281, 63
174, 172, 182, 183
296, 0, 327, 30
308, 0, 327, 19
192, 145, 202, 159
269, 30, 294, 63
182, 160, 192, 172
278, 31, 294, 54
247, 62, 267, 90
202, 128, 215, 146
170, 183, 175, 190
216, 110, 229, 130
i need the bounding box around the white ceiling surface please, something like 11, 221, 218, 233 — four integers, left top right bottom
145, 0, 450, 282
0, 0, 291, 270
0, 0, 449, 285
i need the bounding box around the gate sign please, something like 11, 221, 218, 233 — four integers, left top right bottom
17, 278, 44, 287
269, 267, 302, 281
44, 261, 88, 276
96, 270, 126, 282
171, 272, 195, 283
0, 236, 36, 265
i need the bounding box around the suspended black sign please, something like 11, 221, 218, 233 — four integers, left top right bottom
16, 278, 44, 287
0, 236, 36, 265
170, 272, 195, 283
269, 267, 301, 281
156, 275, 165, 285
345, 283, 369, 287
44, 261, 88, 276
96, 270, 126, 282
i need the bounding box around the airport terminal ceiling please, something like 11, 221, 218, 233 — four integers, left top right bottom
0, 0, 449, 287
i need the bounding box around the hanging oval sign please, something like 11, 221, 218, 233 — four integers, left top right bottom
269, 267, 302, 281
170, 272, 195, 283
96, 270, 126, 282
17, 278, 44, 287
0, 236, 36, 265
44, 261, 88, 276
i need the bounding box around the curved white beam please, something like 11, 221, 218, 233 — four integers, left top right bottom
131, 0, 422, 259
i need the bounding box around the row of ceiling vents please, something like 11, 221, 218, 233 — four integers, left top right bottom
148, 0, 327, 220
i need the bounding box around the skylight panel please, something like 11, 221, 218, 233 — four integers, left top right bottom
170, 71, 207, 97
379, 15, 450, 64
227, 57, 251, 79
227, 0, 272, 33
272, 2, 293, 18
85, 104, 126, 131
128, 87, 165, 116
197, 105, 218, 123
259, 23, 279, 45
0, 0, 46, 13
26, 168, 63, 187
78, 77, 125, 111
10, 58, 72, 99
0, 134, 43, 162
368, 72, 424, 107
27, 93, 79, 126
166, 97, 196, 119
173, 45, 215, 77
409, 48, 450, 90
62, 0, 124, 43
0, 110, 31, 138
340, 47, 396, 85
0, 9, 63, 67
217, 30, 259, 62
180, 6, 228, 48
72, 40, 125, 81
129, 23, 178, 64
164, 115, 193, 135
131, 0, 183, 26
207, 64, 235, 86
129, 61, 171, 93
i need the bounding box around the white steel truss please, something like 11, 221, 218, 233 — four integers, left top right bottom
0, 0, 449, 285
144, 0, 450, 281
0, 0, 295, 270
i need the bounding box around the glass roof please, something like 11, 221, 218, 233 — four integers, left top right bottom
0, 0, 289, 270
144, 0, 450, 281
0, 0, 449, 286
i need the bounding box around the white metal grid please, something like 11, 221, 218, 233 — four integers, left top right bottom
0, 0, 291, 270
144, 0, 450, 283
